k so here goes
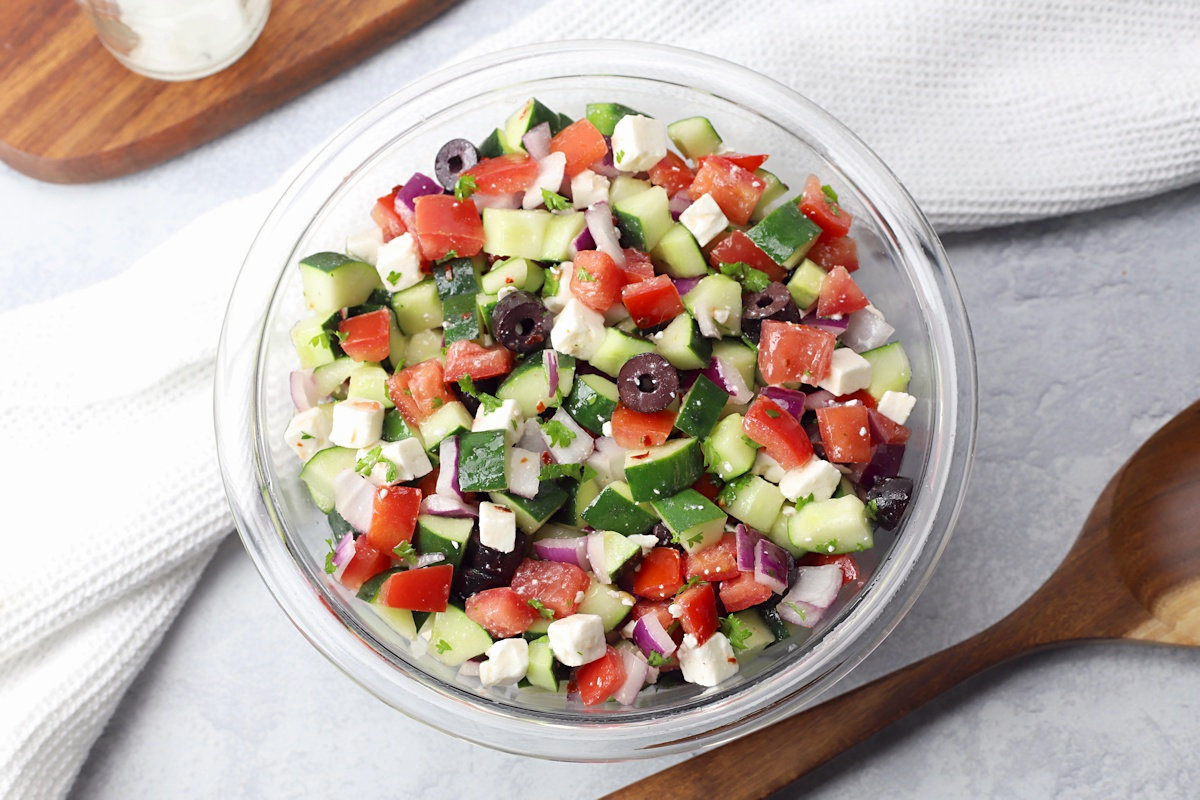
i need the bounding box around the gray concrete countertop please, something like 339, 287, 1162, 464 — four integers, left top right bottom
3, 1, 1198, 796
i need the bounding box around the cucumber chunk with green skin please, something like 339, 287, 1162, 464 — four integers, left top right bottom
675, 374, 729, 439
482, 209, 552, 260
299, 252, 382, 315
488, 483, 571, 534
667, 116, 723, 161
767, 504, 805, 557
702, 414, 758, 481
299, 446, 356, 513
625, 438, 704, 502
860, 342, 912, 401
608, 176, 652, 205
712, 338, 757, 391
390, 279, 443, 335
719, 474, 785, 533
441, 293, 481, 345
290, 312, 340, 368
729, 609, 775, 653
757, 605, 792, 643
746, 201, 823, 268
564, 373, 619, 435
655, 313, 711, 370
356, 568, 401, 602
683, 274, 742, 338
751, 169, 789, 223
416, 401, 473, 454
585, 102, 646, 136
525, 636, 560, 691
432, 256, 482, 299
426, 604, 493, 667
496, 352, 576, 417
404, 328, 443, 366
456, 429, 509, 492
581, 481, 658, 536
786, 258, 828, 311
416, 514, 473, 568
788, 495, 873, 554
504, 98, 565, 153
312, 357, 360, 399
590, 328, 656, 378
650, 223, 710, 278
382, 409, 421, 443
577, 579, 635, 631
539, 212, 587, 262
481, 258, 543, 295
347, 363, 394, 409
589, 530, 643, 585
650, 488, 727, 554
554, 476, 600, 527
478, 128, 506, 159
476, 293, 499, 335
613, 186, 673, 251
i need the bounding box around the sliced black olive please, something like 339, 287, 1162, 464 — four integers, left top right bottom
434, 138, 480, 190
866, 476, 914, 531
491, 291, 552, 354
451, 530, 528, 600
742, 282, 802, 343
617, 353, 679, 413
650, 522, 684, 552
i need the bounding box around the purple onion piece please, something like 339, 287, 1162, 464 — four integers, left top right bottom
668, 191, 693, 220
522, 122, 552, 160
612, 646, 650, 706
420, 493, 478, 518
632, 613, 677, 658
804, 389, 839, 411
544, 349, 560, 397
532, 536, 589, 570
842, 307, 895, 353
290, 368, 320, 411
754, 538, 791, 595
856, 443, 906, 490
868, 408, 907, 440
734, 523, 764, 572
437, 437, 462, 499
777, 565, 843, 628
801, 310, 850, 336
677, 369, 700, 392
761, 385, 809, 419
396, 172, 443, 211
702, 356, 753, 404
672, 276, 703, 296
471, 192, 522, 212
585, 202, 626, 266
588, 137, 619, 177
332, 531, 356, 569
586, 531, 610, 582
571, 226, 596, 257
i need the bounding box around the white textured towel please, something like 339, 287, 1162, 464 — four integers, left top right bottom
3, 1, 1200, 797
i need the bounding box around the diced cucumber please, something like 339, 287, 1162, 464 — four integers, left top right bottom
589, 530, 642, 585
675, 374, 728, 439
712, 338, 757, 391
786, 258, 827, 311
347, 363, 394, 409
312, 357, 360, 398
427, 604, 493, 667
504, 98, 564, 154
416, 400, 473, 454
581, 481, 657, 536
683, 274, 742, 338
496, 352, 576, 417
860, 342, 912, 401
456, 429, 508, 492
299, 252, 382, 315
416, 514, 473, 568
667, 116, 723, 161
585, 102, 645, 137
298, 446, 356, 513
613, 186, 673, 252
481, 257, 543, 295
525, 636, 559, 691
290, 312, 339, 368
540, 212, 587, 262
729, 609, 775, 653
476, 292, 499, 335
757, 605, 792, 643
589, 328, 655, 378
441, 293, 480, 345
702, 414, 757, 481
718, 474, 785, 533
746, 201, 823, 269
624, 437, 704, 502
788, 495, 873, 554
578, 576, 636, 630
386, 312, 407, 371
608, 176, 652, 205
767, 505, 805, 557
405, 328, 443, 365
654, 313, 711, 370
650, 224, 709, 278
488, 483, 571, 534
478, 128, 506, 159
650, 488, 727, 554
369, 601, 417, 640
356, 567, 400, 602
750, 169, 789, 223
553, 476, 600, 527
432, 256, 482, 299
564, 373, 619, 435
482, 208, 552, 260
390, 279, 443, 335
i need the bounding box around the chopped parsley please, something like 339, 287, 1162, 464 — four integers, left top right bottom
785, 601, 807, 621
576, 266, 597, 283
676, 575, 703, 596
719, 614, 753, 651
333, 329, 350, 343
456, 375, 503, 413
542, 270, 560, 296
431, 396, 443, 408
539, 462, 583, 481
795, 492, 815, 511
646, 651, 671, 667
386, 270, 403, 285
454, 174, 477, 202
355, 446, 397, 483
456, 375, 477, 395
393, 540, 418, 567
865, 498, 879, 520
765, 408, 781, 419
821, 183, 841, 216
686, 531, 704, 547
615, 150, 626, 163
541, 188, 572, 211
435, 639, 453, 654
540, 419, 577, 448
323, 538, 337, 575
308, 334, 326, 347
299, 432, 314, 440
527, 598, 555, 619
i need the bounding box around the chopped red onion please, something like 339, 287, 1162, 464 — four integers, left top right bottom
437, 437, 462, 499
331, 531, 355, 576
754, 538, 791, 595
868, 408, 910, 443
632, 613, 677, 658
612, 646, 650, 705
761, 386, 809, 418
804, 389, 839, 411
702, 356, 753, 404
290, 368, 320, 411
854, 442, 906, 490
420, 493, 478, 518
416, 552, 446, 568
571, 226, 596, 257
333, 469, 376, 534
544, 349, 560, 397
842, 306, 895, 353
777, 564, 843, 628
532, 535, 589, 569
522, 122, 552, 160
672, 276, 703, 296
395, 172, 443, 211
734, 523, 764, 572
586, 531, 610, 583
585, 202, 626, 266
801, 311, 850, 336
471, 192, 522, 212
517, 419, 549, 454
668, 191, 693, 220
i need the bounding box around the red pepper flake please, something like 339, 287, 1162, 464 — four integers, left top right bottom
541, 451, 554, 465
536, 401, 547, 413
504, 276, 514, 284
631, 452, 650, 461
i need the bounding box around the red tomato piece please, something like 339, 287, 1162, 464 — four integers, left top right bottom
799, 175, 853, 238
621, 275, 684, 328
416, 467, 439, 497
338, 309, 391, 363
684, 532, 738, 582
632, 547, 686, 601
465, 587, 540, 638
570, 250, 624, 312
742, 396, 814, 469
464, 153, 539, 194
387, 359, 456, 424
412, 194, 484, 260
365, 485, 421, 553
675, 581, 719, 645
648, 152, 696, 196
509, 559, 590, 619
718, 152, 768, 172
799, 553, 861, 586
706, 230, 786, 282
816, 404, 873, 463
687, 156, 765, 226
443, 339, 515, 383
807, 232, 859, 273
371, 186, 407, 242
611, 404, 676, 449
380, 564, 453, 612
339, 537, 392, 592
631, 599, 675, 632
868, 408, 911, 445
816, 266, 869, 318
549, 119, 609, 178
690, 473, 722, 503
838, 389, 877, 409
577, 646, 626, 705
757, 320, 837, 386
620, 247, 655, 284
718, 570, 773, 613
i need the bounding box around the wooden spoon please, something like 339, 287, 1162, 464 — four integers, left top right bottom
609, 399, 1200, 800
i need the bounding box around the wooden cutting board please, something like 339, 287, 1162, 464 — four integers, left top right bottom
0, 0, 461, 183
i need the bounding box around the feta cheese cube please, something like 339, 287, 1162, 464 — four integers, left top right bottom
817, 347, 873, 396
328, 398, 383, 449
374, 232, 423, 292
677, 631, 739, 687
779, 457, 841, 503
751, 450, 786, 484
478, 501, 517, 553
551, 298, 606, 360
479, 638, 529, 687
357, 437, 433, 485
284, 407, 331, 462
877, 390, 917, 425
543, 262, 574, 314
626, 534, 659, 556
473, 398, 523, 435
345, 226, 384, 265
678, 193, 728, 247
547, 613, 606, 667
570, 169, 611, 209
507, 447, 541, 499
522, 151, 568, 210
611, 115, 668, 173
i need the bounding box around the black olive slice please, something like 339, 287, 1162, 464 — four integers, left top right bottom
742, 282, 802, 343
434, 138, 480, 190
617, 353, 679, 413
491, 291, 552, 354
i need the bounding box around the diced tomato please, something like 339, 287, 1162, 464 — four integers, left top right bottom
463, 153, 539, 194
380, 564, 453, 612
577, 646, 626, 705
549, 119, 609, 178
816, 266, 869, 318
509, 559, 590, 619
632, 547, 686, 600
621, 275, 684, 328
718, 152, 768, 172
690, 473, 722, 503
816, 404, 873, 463
416, 467, 439, 497
630, 599, 675, 631
338, 309, 391, 363
611, 404, 676, 449
838, 389, 877, 409
648, 152, 695, 196
706, 230, 786, 282
365, 485, 421, 553
387, 359, 457, 424
619, 248, 655, 284
687, 156, 765, 226
799, 552, 861, 586
742, 396, 814, 469
757, 320, 836, 386
371, 186, 407, 242
412, 194, 484, 260
807, 232, 859, 273
799, 175, 853, 238
443, 339, 515, 383
868, 408, 911, 445
684, 532, 738, 582
571, 250, 624, 311
339, 537, 391, 592
718, 570, 773, 613
675, 581, 719, 645
465, 587, 540, 637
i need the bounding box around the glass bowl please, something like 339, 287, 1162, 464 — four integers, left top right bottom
215, 40, 976, 761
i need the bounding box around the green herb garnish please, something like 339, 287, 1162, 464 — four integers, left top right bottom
527, 598, 555, 619
765, 408, 781, 419
541, 188, 571, 211
386, 270, 403, 285
647, 651, 671, 667
576, 266, 596, 283
719, 614, 753, 651
676, 575, 703, 596
454, 174, 477, 202
539, 462, 583, 481
435, 639, 453, 654
323, 538, 337, 575
393, 540, 418, 567
540, 419, 577, 448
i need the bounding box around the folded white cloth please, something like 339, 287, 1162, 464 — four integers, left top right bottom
3, 0, 1199, 797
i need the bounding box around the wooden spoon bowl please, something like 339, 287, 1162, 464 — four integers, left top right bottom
610, 399, 1200, 800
